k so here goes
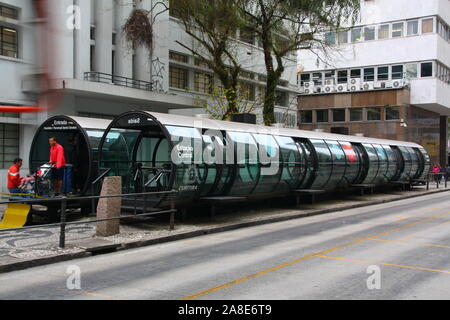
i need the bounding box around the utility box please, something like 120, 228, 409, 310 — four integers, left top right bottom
231, 113, 257, 125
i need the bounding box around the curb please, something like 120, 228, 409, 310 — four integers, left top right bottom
1, 187, 449, 274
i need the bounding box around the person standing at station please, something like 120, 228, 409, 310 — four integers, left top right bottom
49, 137, 66, 195
7, 158, 24, 194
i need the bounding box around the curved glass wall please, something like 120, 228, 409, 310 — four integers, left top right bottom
382, 145, 398, 181
30, 116, 110, 196
227, 131, 259, 196
408, 147, 420, 179
399, 146, 413, 180
297, 140, 316, 189
361, 144, 380, 184
340, 142, 360, 186
326, 140, 346, 189
417, 147, 431, 180
274, 136, 305, 192
309, 139, 333, 189
252, 134, 282, 194
373, 144, 389, 184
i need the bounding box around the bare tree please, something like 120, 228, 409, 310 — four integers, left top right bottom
171, 0, 243, 120
236, 0, 360, 126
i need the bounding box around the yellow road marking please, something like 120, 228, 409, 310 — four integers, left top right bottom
400, 218, 450, 241
340, 236, 450, 250
79, 291, 123, 300
318, 255, 450, 275
395, 217, 408, 222
182, 209, 450, 300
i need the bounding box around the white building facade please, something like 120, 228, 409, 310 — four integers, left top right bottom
297, 0, 450, 165
0, 0, 299, 192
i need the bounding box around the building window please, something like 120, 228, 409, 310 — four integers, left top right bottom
300, 110, 313, 123
406, 63, 418, 78
407, 20, 419, 35
275, 91, 288, 107
169, 66, 188, 89
325, 32, 336, 45
300, 73, 310, 86
350, 108, 363, 122
0, 124, 19, 169
385, 106, 400, 120
0, 27, 17, 58
364, 68, 375, 81
332, 109, 346, 122
378, 24, 390, 39
351, 28, 362, 42
392, 22, 404, 38
367, 107, 382, 121
337, 70, 348, 84
316, 110, 329, 123
240, 27, 255, 45
420, 62, 433, 77
90, 27, 95, 40
377, 66, 389, 81
194, 72, 212, 94
169, 51, 189, 64
313, 73, 323, 86
392, 65, 404, 79
0, 5, 18, 19
364, 26, 375, 41
422, 18, 434, 34
239, 82, 255, 101
338, 30, 348, 44
351, 69, 361, 79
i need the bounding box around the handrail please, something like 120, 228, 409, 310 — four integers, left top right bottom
92, 168, 112, 186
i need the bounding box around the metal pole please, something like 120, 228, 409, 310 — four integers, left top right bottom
169, 197, 175, 230
91, 184, 95, 216
427, 173, 429, 190
59, 197, 67, 248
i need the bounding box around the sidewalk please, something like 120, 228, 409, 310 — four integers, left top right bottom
0, 183, 449, 273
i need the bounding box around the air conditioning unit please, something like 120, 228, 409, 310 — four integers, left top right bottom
323, 85, 335, 93
314, 86, 323, 93
392, 79, 405, 88
304, 81, 314, 89
301, 81, 315, 94
384, 81, 393, 88
336, 84, 348, 92
349, 78, 361, 91
324, 79, 334, 86
362, 82, 374, 91
374, 81, 383, 89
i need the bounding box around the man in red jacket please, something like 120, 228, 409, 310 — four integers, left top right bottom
7, 158, 23, 194
49, 137, 66, 195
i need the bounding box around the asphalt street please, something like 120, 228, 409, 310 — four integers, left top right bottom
1, 191, 450, 300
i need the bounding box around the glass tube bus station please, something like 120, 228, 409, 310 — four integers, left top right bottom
29, 111, 431, 213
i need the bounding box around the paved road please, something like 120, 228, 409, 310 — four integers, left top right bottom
1, 191, 450, 300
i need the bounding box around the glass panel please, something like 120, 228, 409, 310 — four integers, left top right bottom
166, 126, 204, 198
350, 108, 363, 122
313, 72, 323, 85
386, 106, 400, 120
406, 63, 418, 78
340, 142, 360, 185
392, 22, 404, 37
332, 109, 346, 122
408, 147, 420, 179
300, 110, 313, 123
367, 107, 381, 121
373, 144, 388, 183
252, 134, 281, 193
377, 66, 389, 81
392, 65, 404, 79
364, 68, 375, 81
364, 26, 375, 40
382, 145, 398, 181
422, 18, 434, 33
316, 110, 328, 123
362, 144, 379, 184
399, 146, 412, 180
407, 20, 419, 35
337, 70, 348, 84
227, 131, 259, 196
421, 62, 433, 77
378, 24, 390, 39
309, 139, 332, 189
351, 28, 362, 42
326, 140, 346, 188
338, 30, 348, 44
274, 136, 304, 191
325, 32, 336, 45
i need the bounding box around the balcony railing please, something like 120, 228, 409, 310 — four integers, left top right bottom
84, 72, 153, 92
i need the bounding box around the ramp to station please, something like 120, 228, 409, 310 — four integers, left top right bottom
0, 203, 31, 229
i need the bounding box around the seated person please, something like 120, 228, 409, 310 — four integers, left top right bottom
7, 158, 31, 195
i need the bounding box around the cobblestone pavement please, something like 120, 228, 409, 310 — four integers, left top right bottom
0, 184, 448, 266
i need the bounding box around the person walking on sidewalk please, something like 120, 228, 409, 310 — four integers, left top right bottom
49, 137, 66, 196
432, 163, 442, 183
